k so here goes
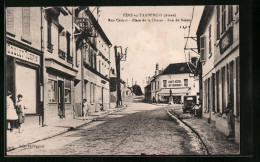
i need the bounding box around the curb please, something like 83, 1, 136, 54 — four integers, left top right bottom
164, 108, 210, 155
7, 106, 126, 152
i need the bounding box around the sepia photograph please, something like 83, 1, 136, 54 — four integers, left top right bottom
5, 5, 241, 156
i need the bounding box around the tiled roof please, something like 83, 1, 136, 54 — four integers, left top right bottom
161, 62, 196, 75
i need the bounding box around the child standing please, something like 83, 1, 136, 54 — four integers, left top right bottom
16, 94, 26, 133
83, 99, 89, 120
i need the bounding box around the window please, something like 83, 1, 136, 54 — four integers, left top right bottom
157, 81, 159, 89
94, 54, 97, 70
48, 79, 57, 103
221, 66, 226, 113
22, 7, 31, 42
67, 32, 71, 57
90, 52, 93, 67
6, 7, 15, 35
184, 79, 188, 86
47, 18, 52, 44
216, 71, 220, 112
221, 5, 226, 34
64, 79, 71, 103
99, 60, 101, 72
235, 5, 239, 15
200, 35, 206, 62
217, 6, 220, 40
47, 18, 53, 53
228, 5, 233, 25
163, 80, 167, 87
208, 24, 212, 56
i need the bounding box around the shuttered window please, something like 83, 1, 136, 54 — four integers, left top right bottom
47, 18, 52, 44
64, 79, 71, 103
221, 5, 226, 34
228, 5, 233, 25
216, 6, 220, 40
208, 24, 212, 56
22, 7, 31, 41
6, 7, 15, 35
200, 35, 206, 62
67, 32, 71, 56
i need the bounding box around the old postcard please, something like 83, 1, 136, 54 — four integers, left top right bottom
5, 5, 240, 156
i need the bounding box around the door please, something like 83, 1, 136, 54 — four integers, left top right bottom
15, 63, 37, 114
58, 80, 65, 118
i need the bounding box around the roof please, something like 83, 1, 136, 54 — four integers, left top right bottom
85, 8, 112, 46
161, 62, 196, 75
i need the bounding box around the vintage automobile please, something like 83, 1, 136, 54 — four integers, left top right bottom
182, 95, 197, 113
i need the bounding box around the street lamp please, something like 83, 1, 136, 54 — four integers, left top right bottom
114, 45, 128, 107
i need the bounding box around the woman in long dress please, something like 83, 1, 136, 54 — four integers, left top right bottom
6, 91, 18, 132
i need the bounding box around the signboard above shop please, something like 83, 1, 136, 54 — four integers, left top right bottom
6, 44, 40, 65
168, 80, 182, 87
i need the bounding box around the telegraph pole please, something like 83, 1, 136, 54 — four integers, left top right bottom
114, 45, 127, 107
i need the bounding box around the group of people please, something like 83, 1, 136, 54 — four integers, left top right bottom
7, 91, 26, 133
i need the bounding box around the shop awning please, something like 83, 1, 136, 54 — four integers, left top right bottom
157, 88, 189, 95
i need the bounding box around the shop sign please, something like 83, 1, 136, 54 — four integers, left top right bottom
220, 27, 233, 54
6, 44, 40, 65
168, 80, 182, 87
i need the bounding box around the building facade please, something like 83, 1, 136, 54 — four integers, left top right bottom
42, 7, 77, 124
197, 5, 240, 143
74, 7, 112, 116
151, 63, 199, 103
6, 7, 44, 127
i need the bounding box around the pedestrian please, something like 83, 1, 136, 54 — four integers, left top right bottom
226, 94, 235, 139
6, 91, 18, 132
83, 99, 89, 120
16, 94, 27, 133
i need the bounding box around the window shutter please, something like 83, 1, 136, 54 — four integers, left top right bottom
22, 7, 31, 41
6, 7, 15, 35
59, 31, 67, 52
209, 25, 212, 54
200, 35, 206, 62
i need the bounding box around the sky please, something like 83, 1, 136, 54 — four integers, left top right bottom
91, 6, 204, 92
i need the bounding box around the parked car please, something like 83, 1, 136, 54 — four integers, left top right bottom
182, 96, 197, 113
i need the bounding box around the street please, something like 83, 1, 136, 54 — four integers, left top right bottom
8, 97, 206, 155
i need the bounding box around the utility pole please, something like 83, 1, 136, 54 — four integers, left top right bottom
114, 45, 128, 107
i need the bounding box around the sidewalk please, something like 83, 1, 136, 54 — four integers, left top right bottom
166, 105, 240, 155
6, 106, 126, 152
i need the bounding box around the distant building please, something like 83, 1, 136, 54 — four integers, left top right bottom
196, 5, 240, 143
151, 63, 199, 103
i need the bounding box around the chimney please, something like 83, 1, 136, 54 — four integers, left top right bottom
155, 63, 160, 75
135, 81, 137, 85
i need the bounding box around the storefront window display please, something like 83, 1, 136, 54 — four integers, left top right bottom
64, 79, 71, 103
48, 79, 57, 103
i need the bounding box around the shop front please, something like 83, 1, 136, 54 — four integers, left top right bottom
44, 59, 77, 124
6, 42, 43, 127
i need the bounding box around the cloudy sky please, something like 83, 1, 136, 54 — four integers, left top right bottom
92, 6, 204, 91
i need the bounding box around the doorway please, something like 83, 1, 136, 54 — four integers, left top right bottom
58, 80, 65, 118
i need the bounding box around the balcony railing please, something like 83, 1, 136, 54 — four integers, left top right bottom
47, 43, 54, 53
58, 49, 66, 60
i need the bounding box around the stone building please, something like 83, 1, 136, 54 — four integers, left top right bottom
151, 63, 199, 103
73, 7, 112, 116
5, 7, 44, 127
196, 5, 240, 143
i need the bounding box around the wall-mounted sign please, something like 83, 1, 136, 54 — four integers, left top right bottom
168, 80, 182, 87
6, 44, 40, 65
220, 26, 233, 54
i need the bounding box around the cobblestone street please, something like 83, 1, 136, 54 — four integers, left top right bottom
8, 97, 206, 155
